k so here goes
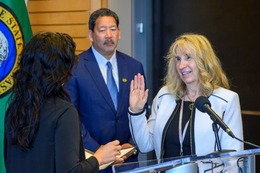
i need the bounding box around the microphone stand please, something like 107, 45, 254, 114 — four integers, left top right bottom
210, 122, 236, 155
212, 122, 222, 151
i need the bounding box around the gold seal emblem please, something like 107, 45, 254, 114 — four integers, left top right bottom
122, 78, 127, 83
0, 3, 24, 97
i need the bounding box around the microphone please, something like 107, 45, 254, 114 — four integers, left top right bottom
195, 96, 235, 138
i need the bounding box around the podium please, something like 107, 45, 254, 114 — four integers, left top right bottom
112, 148, 260, 173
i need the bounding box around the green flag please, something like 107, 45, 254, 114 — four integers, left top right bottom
0, 0, 32, 172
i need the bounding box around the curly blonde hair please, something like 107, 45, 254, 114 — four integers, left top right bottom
164, 33, 229, 99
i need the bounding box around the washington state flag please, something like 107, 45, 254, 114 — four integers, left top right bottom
0, 0, 32, 172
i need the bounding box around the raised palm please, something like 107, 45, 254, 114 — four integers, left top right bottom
129, 73, 148, 113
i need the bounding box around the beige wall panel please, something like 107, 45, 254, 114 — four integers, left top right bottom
29, 12, 89, 25
28, 0, 90, 12
90, 0, 101, 12
74, 38, 91, 52
28, 0, 106, 53
76, 50, 83, 55
101, 0, 108, 8
31, 25, 88, 37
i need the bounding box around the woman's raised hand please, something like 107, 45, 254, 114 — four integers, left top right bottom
129, 73, 148, 113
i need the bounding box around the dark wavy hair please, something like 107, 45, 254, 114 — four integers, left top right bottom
88, 8, 119, 31
5, 32, 78, 151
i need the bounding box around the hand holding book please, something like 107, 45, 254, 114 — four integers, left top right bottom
85, 142, 137, 170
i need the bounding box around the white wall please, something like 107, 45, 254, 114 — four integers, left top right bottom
108, 0, 132, 56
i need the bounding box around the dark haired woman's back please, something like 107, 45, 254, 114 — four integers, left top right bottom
5, 97, 99, 173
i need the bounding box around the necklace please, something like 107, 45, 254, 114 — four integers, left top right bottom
186, 94, 195, 110
178, 98, 194, 156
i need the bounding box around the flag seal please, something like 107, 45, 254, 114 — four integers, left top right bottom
0, 2, 24, 97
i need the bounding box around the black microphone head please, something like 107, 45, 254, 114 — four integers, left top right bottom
195, 96, 211, 112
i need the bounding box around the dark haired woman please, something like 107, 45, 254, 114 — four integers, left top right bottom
4, 32, 122, 173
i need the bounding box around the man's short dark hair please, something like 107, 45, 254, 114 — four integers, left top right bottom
88, 8, 119, 31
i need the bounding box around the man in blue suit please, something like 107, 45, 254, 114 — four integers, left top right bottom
66, 8, 146, 172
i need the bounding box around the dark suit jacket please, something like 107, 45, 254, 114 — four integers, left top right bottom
66, 48, 145, 153
4, 97, 99, 173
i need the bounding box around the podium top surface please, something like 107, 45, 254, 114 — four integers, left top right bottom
113, 148, 260, 173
